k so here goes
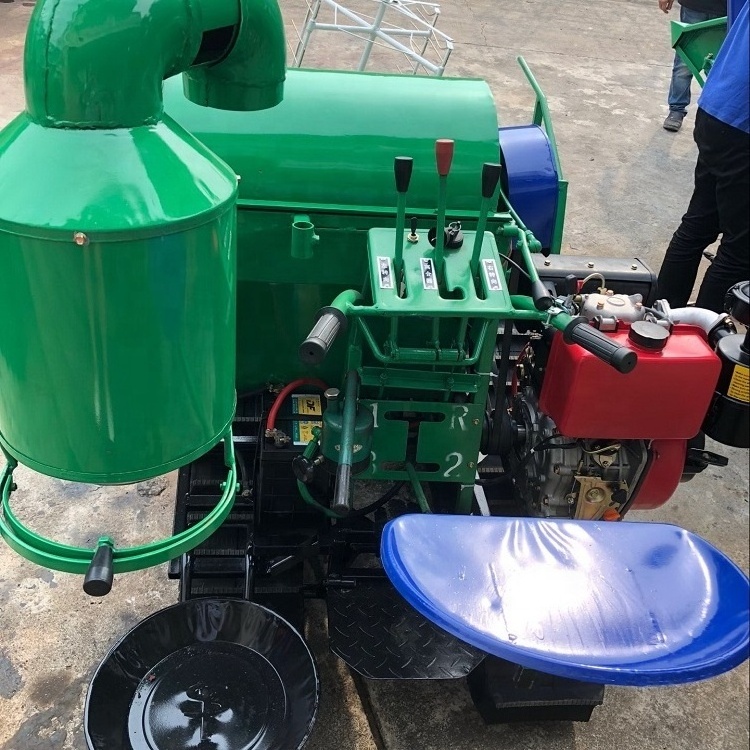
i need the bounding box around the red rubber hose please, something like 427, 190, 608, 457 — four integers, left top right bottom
266, 378, 328, 432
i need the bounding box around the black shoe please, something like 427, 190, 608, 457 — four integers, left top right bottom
663, 112, 685, 132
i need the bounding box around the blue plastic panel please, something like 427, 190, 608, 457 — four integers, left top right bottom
381, 515, 749, 686
498, 124, 558, 250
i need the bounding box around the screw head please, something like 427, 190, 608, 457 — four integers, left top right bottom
472, 418, 480, 426
73, 232, 89, 246
543, 259, 551, 266
586, 262, 594, 269
631, 264, 638, 270
467, 461, 475, 469
586, 487, 605, 502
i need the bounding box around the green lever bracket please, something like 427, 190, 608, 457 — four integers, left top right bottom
0, 429, 237, 582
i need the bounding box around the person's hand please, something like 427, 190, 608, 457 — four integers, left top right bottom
659, 0, 675, 12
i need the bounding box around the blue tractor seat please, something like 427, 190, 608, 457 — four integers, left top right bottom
381, 515, 749, 686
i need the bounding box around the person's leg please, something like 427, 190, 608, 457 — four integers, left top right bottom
694, 115, 750, 312
667, 56, 692, 119
657, 113, 721, 306
665, 7, 713, 128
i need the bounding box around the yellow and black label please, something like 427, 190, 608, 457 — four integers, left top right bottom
291, 394, 322, 416
727, 364, 749, 403
290, 394, 323, 445
294, 421, 321, 445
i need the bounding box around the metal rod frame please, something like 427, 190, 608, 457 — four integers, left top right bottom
291, 0, 453, 75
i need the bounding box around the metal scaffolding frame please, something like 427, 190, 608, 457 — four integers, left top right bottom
290, 0, 454, 76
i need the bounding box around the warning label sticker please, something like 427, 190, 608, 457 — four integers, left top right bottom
291, 394, 322, 416
421, 258, 438, 290
293, 421, 321, 446
291, 394, 322, 445
377, 256, 394, 289
727, 364, 749, 403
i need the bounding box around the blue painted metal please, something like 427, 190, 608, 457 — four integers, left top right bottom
729, 0, 747, 29
498, 125, 559, 251
381, 515, 750, 686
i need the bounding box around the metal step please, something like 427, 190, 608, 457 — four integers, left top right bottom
467, 656, 605, 723
328, 582, 485, 680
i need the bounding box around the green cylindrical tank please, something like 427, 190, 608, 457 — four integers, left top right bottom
163, 69, 501, 391
0, 0, 287, 484
0, 118, 238, 483
164, 69, 501, 210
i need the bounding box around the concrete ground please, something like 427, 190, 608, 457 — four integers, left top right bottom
0, 0, 747, 749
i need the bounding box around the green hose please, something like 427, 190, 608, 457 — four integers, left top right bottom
296, 430, 340, 518
405, 463, 432, 514
297, 479, 340, 519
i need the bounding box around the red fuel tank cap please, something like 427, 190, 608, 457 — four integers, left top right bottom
629, 320, 670, 351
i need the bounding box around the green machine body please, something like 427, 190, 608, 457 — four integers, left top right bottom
162, 70, 502, 393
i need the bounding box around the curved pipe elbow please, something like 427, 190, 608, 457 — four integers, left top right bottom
184, 0, 286, 111
23, 0, 284, 129
669, 307, 724, 333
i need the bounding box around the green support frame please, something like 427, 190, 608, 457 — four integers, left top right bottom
0, 431, 238, 575
671, 16, 728, 85
517, 56, 568, 255
316, 220, 580, 514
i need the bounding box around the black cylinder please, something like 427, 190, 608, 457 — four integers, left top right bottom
83, 543, 114, 597
702, 333, 749, 448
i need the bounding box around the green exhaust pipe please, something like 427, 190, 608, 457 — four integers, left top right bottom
24, 0, 285, 128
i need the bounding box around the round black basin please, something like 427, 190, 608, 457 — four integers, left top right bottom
85, 599, 318, 750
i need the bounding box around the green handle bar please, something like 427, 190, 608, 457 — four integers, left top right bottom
0, 428, 237, 575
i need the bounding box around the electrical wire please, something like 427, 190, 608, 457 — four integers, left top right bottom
579, 272, 606, 291
581, 443, 621, 455
510, 345, 530, 397
235, 448, 251, 496
498, 252, 532, 280
297, 479, 404, 519
478, 434, 579, 485
266, 378, 328, 433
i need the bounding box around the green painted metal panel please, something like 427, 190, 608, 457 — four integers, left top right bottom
165, 69, 500, 210
358, 400, 484, 484
0, 116, 239, 483
365, 228, 513, 317
164, 69, 503, 392
0, 116, 237, 236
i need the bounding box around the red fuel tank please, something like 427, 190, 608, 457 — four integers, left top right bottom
538, 324, 721, 439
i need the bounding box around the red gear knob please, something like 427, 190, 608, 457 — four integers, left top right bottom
435, 138, 454, 176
